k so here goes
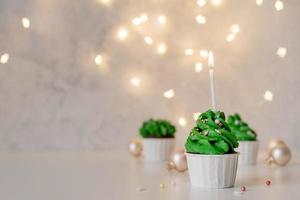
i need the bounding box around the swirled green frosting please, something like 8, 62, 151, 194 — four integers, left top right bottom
185, 110, 239, 154
227, 114, 257, 141
139, 119, 176, 138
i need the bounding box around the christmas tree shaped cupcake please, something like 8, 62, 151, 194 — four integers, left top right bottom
227, 114, 258, 165
139, 119, 176, 161
185, 110, 239, 188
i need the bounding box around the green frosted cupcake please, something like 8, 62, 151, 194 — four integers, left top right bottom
139, 118, 176, 161
185, 110, 239, 188
227, 114, 259, 166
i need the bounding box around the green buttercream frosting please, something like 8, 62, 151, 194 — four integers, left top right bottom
185, 110, 239, 155
139, 119, 176, 138
227, 114, 257, 141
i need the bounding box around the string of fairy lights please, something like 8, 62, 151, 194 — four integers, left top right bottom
0, 0, 287, 127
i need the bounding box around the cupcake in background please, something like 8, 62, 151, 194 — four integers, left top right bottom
140, 119, 176, 161
185, 110, 239, 188
227, 114, 258, 166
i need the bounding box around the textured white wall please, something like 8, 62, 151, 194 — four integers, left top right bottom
0, 0, 299, 152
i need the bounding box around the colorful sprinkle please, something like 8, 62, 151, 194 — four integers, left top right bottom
240, 186, 246, 192
233, 191, 242, 196
136, 187, 146, 192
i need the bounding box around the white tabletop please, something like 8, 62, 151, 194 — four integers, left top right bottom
0, 152, 299, 200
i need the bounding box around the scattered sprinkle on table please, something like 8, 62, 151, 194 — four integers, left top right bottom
160, 183, 166, 189
136, 187, 146, 192
240, 186, 246, 192
233, 191, 243, 196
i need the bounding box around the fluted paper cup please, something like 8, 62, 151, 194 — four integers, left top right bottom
186, 153, 239, 188
142, 138, 175, 161
236, 141, 259, 166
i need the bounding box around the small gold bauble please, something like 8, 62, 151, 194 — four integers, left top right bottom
129, 139, 143, 157
271, 143, 291, 166
167, 148, 187, 172
267, 138, 286, 155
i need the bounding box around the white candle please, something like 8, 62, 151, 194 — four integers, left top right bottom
208, 51, 217, 111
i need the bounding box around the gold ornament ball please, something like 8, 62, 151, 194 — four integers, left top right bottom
267, 138, 286, 155
129, 139, 143, 157
271, 143, 292, 166
168, 149, 187, 172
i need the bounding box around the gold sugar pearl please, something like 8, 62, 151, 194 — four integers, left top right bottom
160, 183, 166, 189
204, 130, 209, 136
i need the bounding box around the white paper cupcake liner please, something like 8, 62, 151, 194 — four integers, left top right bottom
142, 138, 175, 161
186, 153, 239, 188
235, 141, 259, 166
